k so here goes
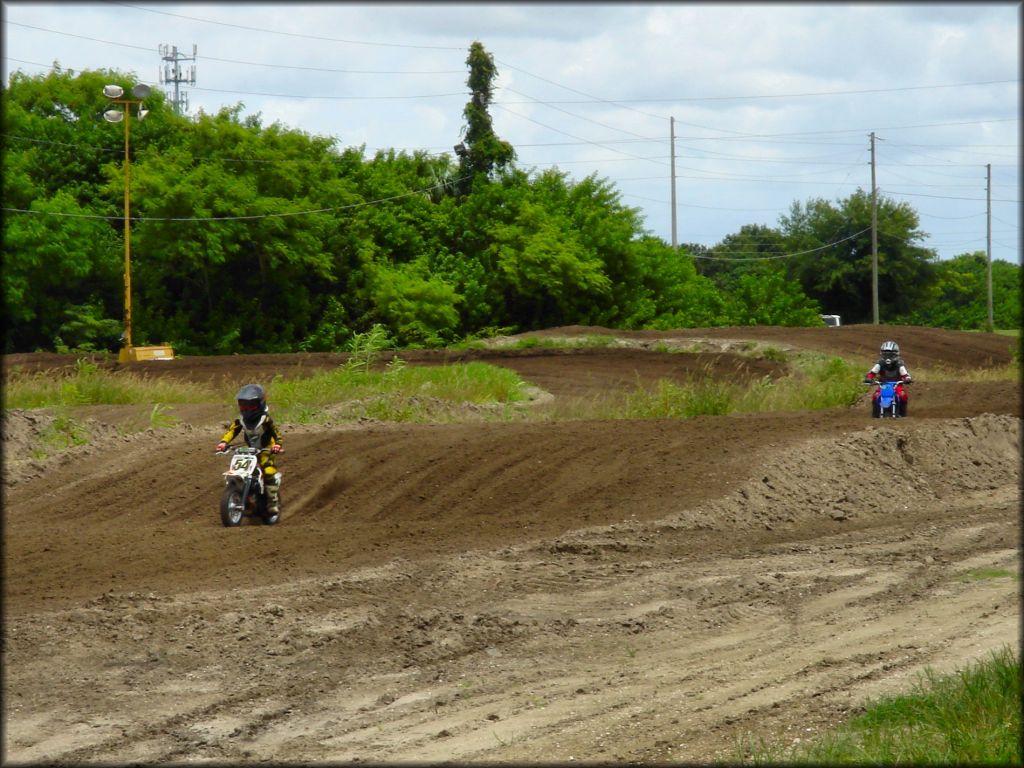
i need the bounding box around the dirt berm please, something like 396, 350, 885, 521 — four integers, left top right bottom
2, 324, 1020, 763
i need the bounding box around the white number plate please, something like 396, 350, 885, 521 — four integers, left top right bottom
231, 455, 258, 473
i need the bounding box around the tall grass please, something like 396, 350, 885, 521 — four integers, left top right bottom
618, 376, 738, 418
915, 363, 1020, 383
505, 334, 618, 350
7, 344, 1008, 426
3, 359, 216, 409
269, 359, 529, 424
733, 646, 1021, 765
611, 354, 863, 419
736, 354, 864, 413
30, 408, 91, 459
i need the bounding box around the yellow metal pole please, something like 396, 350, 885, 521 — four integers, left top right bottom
109, 88, 172, 363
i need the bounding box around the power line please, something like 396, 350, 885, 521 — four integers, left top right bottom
499, 79, 1020, 105
493, 103, 669, 168
689, 228, 873, 261
883, 189, 1019, 204
4, 22, 465, 74
4, 9, 1016, 263
108, 3, 466, 51
14, 18, 1009, 125
190, 85, 465, 101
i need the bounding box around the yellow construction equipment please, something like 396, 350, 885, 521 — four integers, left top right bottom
119, 345, 175, 363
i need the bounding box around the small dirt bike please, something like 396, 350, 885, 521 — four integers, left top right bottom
865, 379, 909, 419
216, 445, 281, 526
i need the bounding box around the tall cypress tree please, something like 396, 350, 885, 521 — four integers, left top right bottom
456, 41, 515, 191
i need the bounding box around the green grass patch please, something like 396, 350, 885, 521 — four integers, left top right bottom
269, 358, 529, 424
758, 345, 790, 363
965, 328, 1019, 337
506, 334, 617, 350
3, 358, 216, 409
958, 567, 1017, 583
607, 354, 862, 419
4, 344, 1008, 427
617, 377, 738, 418
732, 646, 1021, 765
916, 363, 1019, 383
736, 353, 864, 413
148, 403, 180, 429
30, 408, 91, 459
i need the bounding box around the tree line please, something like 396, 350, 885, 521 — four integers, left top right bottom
3, 43, 1018, 354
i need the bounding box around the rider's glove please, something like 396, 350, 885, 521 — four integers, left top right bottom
216, 441, 228, 453
270, 444, 283, 454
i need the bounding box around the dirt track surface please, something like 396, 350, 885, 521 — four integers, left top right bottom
3, 325, 1020, 763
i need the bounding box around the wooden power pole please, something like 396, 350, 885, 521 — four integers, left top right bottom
870, 132, 879, 325
670, 116, 678, 249
986, 163, 993, 332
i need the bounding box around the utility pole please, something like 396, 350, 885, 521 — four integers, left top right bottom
986, 163, 993, 332
670, 116, 678, 249
159, 44, 197, 116
870, 132, 879, 324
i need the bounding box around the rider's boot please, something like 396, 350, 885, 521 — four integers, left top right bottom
266, 475, 281, 514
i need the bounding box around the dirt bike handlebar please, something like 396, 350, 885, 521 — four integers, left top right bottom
214, 445, 277, 456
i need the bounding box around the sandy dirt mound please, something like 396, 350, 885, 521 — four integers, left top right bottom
2, 325, 1020, 763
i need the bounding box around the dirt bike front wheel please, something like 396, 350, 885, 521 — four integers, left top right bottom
220, 486, 245, 527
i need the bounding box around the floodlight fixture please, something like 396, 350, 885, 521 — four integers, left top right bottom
103, 84, 124, 99
103, 109, 124, 123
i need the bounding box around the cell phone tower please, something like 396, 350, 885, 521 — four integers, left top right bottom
159, 44, 197, 116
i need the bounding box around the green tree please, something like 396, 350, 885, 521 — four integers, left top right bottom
896, 252, 1021, 330
724, 265, 823, 326
780, 189, 937, 323
132, 110, 343, 352
364, 259, 462, 346
2, 67, 174, 351
695, 225, 787, 290
2, 190, 123, 351
634, 239, 731, 329
11, 65, 926, 353
455, 41, 515, 190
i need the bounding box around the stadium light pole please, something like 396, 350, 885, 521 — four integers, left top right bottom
103, 82, 172, 363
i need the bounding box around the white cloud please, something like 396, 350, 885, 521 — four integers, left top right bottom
2, 1, 1019, 263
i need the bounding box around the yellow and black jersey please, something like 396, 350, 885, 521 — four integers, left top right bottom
220, 416, 282, 450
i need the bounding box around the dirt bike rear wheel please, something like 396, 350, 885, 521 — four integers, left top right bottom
220, 486, 245, 527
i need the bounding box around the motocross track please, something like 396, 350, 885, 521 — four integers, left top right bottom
3, 324, 1020, 764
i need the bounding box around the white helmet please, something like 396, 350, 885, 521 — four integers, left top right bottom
880, 340, 900, 362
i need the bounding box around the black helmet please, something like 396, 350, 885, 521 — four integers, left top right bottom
880, 340, 900, 362
235, 383, 268, 430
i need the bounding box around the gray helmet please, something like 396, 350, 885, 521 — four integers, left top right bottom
235, 383, 267, 430
880, 340, 900, 362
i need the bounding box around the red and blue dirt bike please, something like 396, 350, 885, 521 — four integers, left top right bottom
864, 379, 910, 419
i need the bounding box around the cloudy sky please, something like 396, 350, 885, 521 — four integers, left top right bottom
3, 2, 1020, 265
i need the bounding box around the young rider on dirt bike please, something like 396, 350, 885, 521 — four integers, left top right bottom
865, 340, 912, 417
216, 384, 284, 514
